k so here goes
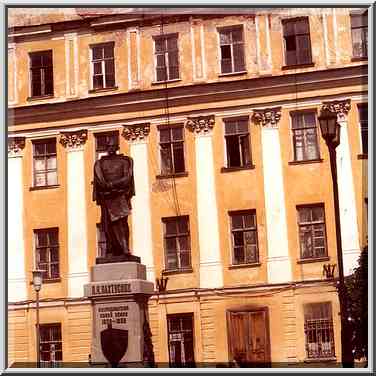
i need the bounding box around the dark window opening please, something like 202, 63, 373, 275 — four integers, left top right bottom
219, 26, 245, 74
282, 18, 312, 66
39, 323, 63, 366
159, 126, 185, 175
29, 50, 54, 97
304, 303, 335, 359
32, 139, 57, 187
351, 11, 368, 59
34, 228, 60, 281
94, 131, 119, 160
154, 34, 179, 82
297, 205, 327, 259
167, 314, 195, 367
163, 216, 191, 271
230, 211, 259, 265
91, 43, 115, 89
225, 118, 251, 168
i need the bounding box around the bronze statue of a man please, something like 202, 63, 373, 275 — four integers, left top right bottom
93, 138, 135, 258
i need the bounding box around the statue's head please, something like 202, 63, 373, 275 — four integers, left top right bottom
106, 137, 119, 156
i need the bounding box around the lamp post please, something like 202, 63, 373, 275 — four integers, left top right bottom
318, 107, 353, 367
32, 270, 44, 368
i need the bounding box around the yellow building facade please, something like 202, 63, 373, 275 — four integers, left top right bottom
8, 8, 368, 367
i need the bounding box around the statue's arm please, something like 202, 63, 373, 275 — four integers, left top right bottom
94, 160, 109, 190
110, 158, 134, 189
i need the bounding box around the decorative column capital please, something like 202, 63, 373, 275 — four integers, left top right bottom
185, 115, 215, 134
122, 123, 150, 142
321, 99, 351, 122
8, 136, 26, 157
252, 107, 282, 128
59, 129, 88, 150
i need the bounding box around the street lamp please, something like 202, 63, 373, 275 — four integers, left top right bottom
32, 270, 44, 368
318, 107, 353, 367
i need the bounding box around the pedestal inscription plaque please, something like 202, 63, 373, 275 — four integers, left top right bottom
84, 261, 154, 366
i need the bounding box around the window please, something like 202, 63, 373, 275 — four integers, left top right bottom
351, 11, 368, 59
94, 131, 119, 160
29, 50, 54, 97
39, 324, 63, 366
163, 216, 191, 271
32, 139, 57, 187
219, 26, 245, 74
297, 205, 327, 260
91, 42, 115, 90
227, 309, 270, 365
159, 126, 185, 175
154, 34, 179, 82
96, 223, 107, 258
34, 228, 60, 281
304, 303, 335, 359
230, 211, 259, 265
224, 118, 251, 168
291, 112, 320, 161
167, 314, 195, 366
358, 104, 368, 154
282, 17, 312, 66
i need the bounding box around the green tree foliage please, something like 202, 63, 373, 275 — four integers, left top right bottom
345, 245, 368, 361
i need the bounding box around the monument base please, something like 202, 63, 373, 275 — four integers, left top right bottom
84, 261, 154, 366
96, 253, 141, 264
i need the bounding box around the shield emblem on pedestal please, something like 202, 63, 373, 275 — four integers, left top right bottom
100, 325, 128, 366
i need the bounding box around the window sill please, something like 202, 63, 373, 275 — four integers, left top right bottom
297, 256, 330, 264
162, 268, 193, 276
351, 56, 368, 62
27, 94, 54, 102
282, 62, 315, 70
357, 154, 368, 160
221, 165, 255, 173
304, 357, 336, 363
156, 172, 188, 179
219, 71, 247, 77
288, 158, 323, 165
228, 262, 261, 269
88, 86, 118, 94
29, 184, 60, 191
151, 78, 181, 85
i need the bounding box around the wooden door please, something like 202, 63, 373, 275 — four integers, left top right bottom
227, 309, 271, 366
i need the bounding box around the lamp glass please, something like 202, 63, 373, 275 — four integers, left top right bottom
318, 108, 338, 144
32, 270, 43, 292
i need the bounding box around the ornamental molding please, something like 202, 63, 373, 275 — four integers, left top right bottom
252, 107, 282, 128
122, 123, 150, 142
321, 99, 351, 122
185, 115, 215, 134
59, 129, 88, 149
8, 136, 26, 156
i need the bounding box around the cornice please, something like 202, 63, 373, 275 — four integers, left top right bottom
186, 115, 215, 134
8, 136, 26, 157
252, 107, 282, 128
122, 123, 150, 142
59, 129, 88, 149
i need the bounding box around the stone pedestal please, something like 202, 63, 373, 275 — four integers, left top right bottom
84, 261, 154, 366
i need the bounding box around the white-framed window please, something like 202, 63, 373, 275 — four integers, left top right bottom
32, 138, 58, 187
29, 50, 54, 97
90, 42, 116, 90
218, 25, 246, 74
153, 33, 179, 82
351, 10, 368, 59
39, 323, 63, 367
159, 125, 185, 175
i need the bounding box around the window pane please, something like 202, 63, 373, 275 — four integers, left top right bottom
221, 45, 232, 60
92, 47, 103, 60
160, 129, 171, 143
46, 142, 56, 154
296, 35, 311, 64
225, 121, 236, 135
168, 51, 179, 68
50, 247, 59, 262
44, 67, 54, 95
104, 45, 114, 58
298, 207, 311, 223
161, 145, 173, 174
93, 75, 104, 89
51, 264, 59, 278
105, 74, 115, 88
295, 18, 309, 34
155, 38, 165, 53
34, 157, 46, 172
233, 44, 245, 72
173, 144, 185, 173
232, 28, 243, 43
178, 236, 189, 251
240, 135, 250, 166
156, 67, 167, 82
283, 21, 295, 37
178, 218, 188, 234
105, 60, 114, 74
244, 214, 255, 228
171, 128, 183, 141
180, 252, 190, 268
38, 248, 47, 262
165, 221, 177, 235
167, 37, 178, 51
226, 135, 241, 167
234, 246, 245, 264
47, 171, 58, 186
35, 173, 46, 187
30, 53, 42, 67
237, 120, 248, 134
231, 214, 243, 229
34, 143, 46, 156
47, 156, 56, 170
233, 231, 244, 246
220, 31, 231, 45
303, 113, 316, 127
167, 255, 178, 270
31, 70, 42, 97
285, 35, 296, 51
93, 62, 102, 75
156, 54, 166, 68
